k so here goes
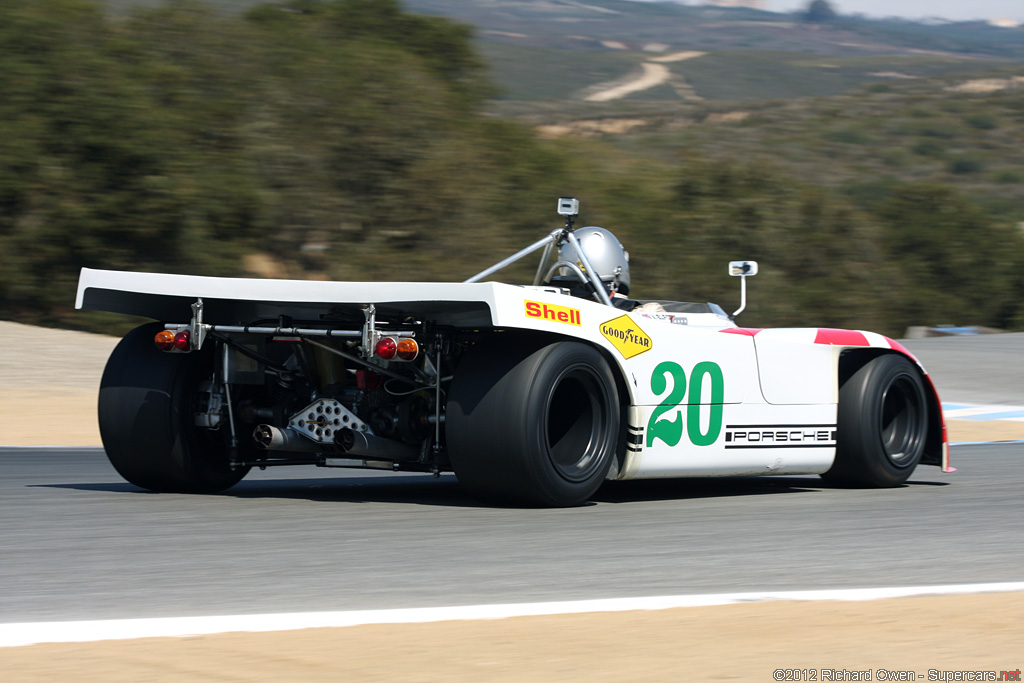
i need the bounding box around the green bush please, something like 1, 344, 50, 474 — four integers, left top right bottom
824, 127, 870, 145
994, 170, 1023, 184
875, 184, 1024, 328
965, 113, 999, 130
912, 139, 947, 158
949, 155, 985, 174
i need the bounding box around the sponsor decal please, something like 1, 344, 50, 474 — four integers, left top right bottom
600, 315, 653, 359
639, 312, 688, 325
524, 300, 581, 326
724, 424, 837, 449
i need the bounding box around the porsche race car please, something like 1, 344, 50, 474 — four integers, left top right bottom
76, 198, 950, 506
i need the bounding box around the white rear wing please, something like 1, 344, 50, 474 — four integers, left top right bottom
76, 268, 506, 327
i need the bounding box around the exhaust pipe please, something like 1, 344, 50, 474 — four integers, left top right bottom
254, 424, 420, 462
336, 428, 420, 462
253, 424, 320, 452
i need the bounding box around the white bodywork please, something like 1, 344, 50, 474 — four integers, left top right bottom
77, 266, 949, 479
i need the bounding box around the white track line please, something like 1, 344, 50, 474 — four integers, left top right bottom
3, 582, 1024, 648
944, 404, 1024, 421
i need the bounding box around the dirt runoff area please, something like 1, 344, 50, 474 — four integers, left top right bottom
1, 320, 1022, 680
2, 592, 1023, 681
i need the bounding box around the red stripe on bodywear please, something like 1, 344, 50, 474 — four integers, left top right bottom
885, 336, 919, 363
814, 328, 869, 346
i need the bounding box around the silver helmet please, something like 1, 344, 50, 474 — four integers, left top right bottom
559, 227, 630, 296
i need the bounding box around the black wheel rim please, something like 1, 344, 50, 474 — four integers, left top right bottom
879, 372, 925, 468
544, 365, 609, 483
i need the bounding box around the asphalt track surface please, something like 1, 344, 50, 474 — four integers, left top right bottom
1, 442, 1020, 625
903, 332, 1023, 405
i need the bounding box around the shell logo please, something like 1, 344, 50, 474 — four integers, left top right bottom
524, 300, 581, 326
600, 315, 653, 359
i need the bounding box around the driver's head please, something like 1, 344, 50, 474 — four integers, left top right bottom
558, 227, 630, 296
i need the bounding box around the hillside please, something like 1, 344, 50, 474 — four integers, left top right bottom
3, 0, 1024, 339
105, 1, 1024, 103
404, 0, 1024, 103
400, 0, 1024, 334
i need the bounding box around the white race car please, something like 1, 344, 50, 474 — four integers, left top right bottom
77, 198, 950, 506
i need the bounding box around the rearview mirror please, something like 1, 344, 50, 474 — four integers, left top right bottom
729, 261, 758, 277
728, 261, 757, 319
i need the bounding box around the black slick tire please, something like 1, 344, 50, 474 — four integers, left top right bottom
823, 353, 928, 487
99, 322, 249, 493
447, 340, 620, 507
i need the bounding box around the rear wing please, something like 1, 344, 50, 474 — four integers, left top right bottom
76, 268, 502, 327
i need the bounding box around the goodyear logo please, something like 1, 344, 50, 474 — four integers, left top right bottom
600, 315, 652, 359
525, 300, 581, 326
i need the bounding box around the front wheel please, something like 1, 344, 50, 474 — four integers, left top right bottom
447, 340, 620, 507
99, 322, 249, 493
823, 353, 928, 487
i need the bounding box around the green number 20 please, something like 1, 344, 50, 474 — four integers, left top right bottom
646, 361, 724, 448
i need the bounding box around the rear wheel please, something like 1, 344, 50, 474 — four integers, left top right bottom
99, 322, 249, 493
823, 353, 927, 487
447, 340, 620, 507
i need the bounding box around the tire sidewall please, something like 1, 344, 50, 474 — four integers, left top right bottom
99, 322, 247, 493
447, 339, 620, 506
834, 353, 928, 486
520, 343, 620, 504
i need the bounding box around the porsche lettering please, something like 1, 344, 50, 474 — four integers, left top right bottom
724, 426, 837, 449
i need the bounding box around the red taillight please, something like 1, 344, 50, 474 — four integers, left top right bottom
173, 330, 191, 351
374, 337, 397, 360
396, 338, 419, 361
154, 329, 175, 351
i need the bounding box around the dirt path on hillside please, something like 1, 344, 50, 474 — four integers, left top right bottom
585, 62, 672, 102
649, 49, 706, 63
584, 51, 705, 102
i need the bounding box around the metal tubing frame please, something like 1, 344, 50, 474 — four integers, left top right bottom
166, 325, 365, 338
532, 241, 555, 286
542, 260, 588, 287
221, 346, 240, 458
464, 230, 562, 284
301, 337, 416, 384
465, 227, 614, 307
